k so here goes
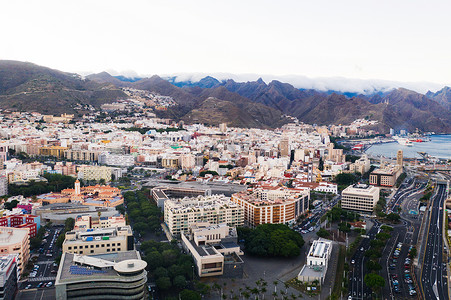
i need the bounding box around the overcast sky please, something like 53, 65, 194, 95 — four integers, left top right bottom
1, 0, 451, 92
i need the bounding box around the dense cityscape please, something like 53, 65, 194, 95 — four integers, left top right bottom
0, 101, 450, 300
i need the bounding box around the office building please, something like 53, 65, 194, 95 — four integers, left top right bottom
55, 251, 147, 300
62, 226, 134, 255
181, 222, 243, 278
279, 138, 290, 157
0, 255, 18, 300
341, 184, 379, 213
298, 239, 332, 283
0, 227, 30, 275
369, 165, 402, 187
231, 187, 309, 227
164, 195, 244, 236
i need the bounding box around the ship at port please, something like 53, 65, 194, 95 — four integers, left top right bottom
393, 136, 414, 146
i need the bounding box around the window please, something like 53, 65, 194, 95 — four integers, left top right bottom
101, 244, 105, 247
90, 245, 94, 248
107, 244, 110, 247
106, 249, 110, 252
96, 245, 99, 248
90, 250, 94, 253
74, 246, 77, 249
85, 245, 88, 249
68, 247, 72, 250
112, 243, 116, 246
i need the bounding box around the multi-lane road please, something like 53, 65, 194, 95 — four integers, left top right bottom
420, 183, 449, 300
349, 220, 380, 300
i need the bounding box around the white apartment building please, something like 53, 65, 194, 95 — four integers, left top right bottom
341, 184, 379, 213
164, 195, 244, 236
98, 152, 135, 167
78, 165, 112, 182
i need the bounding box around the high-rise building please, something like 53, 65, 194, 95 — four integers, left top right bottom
279, 138, 290, 157
0, 176, 7, 197
55, 251, 147, 300
397, 150, 403, 169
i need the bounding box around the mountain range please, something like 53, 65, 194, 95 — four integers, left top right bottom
1, 60, 451, 133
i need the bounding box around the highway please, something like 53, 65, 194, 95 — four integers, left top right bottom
349, 220, 380, 300
420, 183, 449, 300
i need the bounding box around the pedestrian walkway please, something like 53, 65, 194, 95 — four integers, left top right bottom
27, 276, 56, 282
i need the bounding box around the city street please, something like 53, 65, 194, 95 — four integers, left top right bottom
420, 183, 449, 300
16, 226, 63, 300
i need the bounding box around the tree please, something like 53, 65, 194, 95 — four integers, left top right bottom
173, 275, 187, 289
156, 276, 172, 290
366, 260, 382, 272
386, 213, 401, 223
334, 173, 358, 186
364, 273, 385, 292
316, 228, 330, 238
318, 157, 324, 171
179, 289, 201, 300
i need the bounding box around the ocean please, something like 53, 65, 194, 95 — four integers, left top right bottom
365, 134, 451, 159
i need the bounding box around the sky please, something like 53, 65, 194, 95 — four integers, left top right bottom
1, 0, 451, 93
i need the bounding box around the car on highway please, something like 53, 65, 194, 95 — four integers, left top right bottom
37, 283, 43, 288
25, 284, 32, 289
46, 282, 53, 288
351, 260, 355, 264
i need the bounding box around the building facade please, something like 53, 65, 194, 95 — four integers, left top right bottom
341, 184, 379, 213
164, 195, 244, 236
0, 255, 18, 300
62, 226, 134, 255
55, 251, 147, 300
231, 187, 309, 227
0, 227, 30, 275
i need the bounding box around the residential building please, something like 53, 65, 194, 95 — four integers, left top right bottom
0, 214, 40, 238
54, 162, 77, 176
78, 165, 112, 182
73, 214, 126, 230
55, 251, 147, 300
181, 222, 243, 278
0, 227, 30, 275
39, 146, 69, 158
0, 255, 18, 300
164, 195, 244, 236
349, 154, 371, 174
341, 184, 379, 213
98, 152, 135, 167
62, 226, 134, 255
279, 138, 290, 157
64, 150, 100, 162
231, 187, 309, 227
298, 239, 332, 283
0, 176, 7, 197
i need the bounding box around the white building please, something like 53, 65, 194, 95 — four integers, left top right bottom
0, 176, 7, 196
341, 183, 379, 213
98, 152, 135, 167
298, 239, 332, 283
164, 195, 244, 236
78, 165, 112, 182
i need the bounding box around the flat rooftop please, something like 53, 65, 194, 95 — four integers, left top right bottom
57, 251, 141, 283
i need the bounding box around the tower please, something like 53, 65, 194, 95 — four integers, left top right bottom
397, 150, 403, 169
75, 179, 81, 195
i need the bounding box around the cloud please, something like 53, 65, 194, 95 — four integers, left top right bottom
157, 72, 446, 95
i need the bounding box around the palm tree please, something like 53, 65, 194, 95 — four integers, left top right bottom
251, 287, 259, 300
290, 293, 297, 300
243, 291, 251, 300
261, 287, 267, 300
272, 291, 278, 300
283, 283, 289, 294
273, 281, 279, 293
